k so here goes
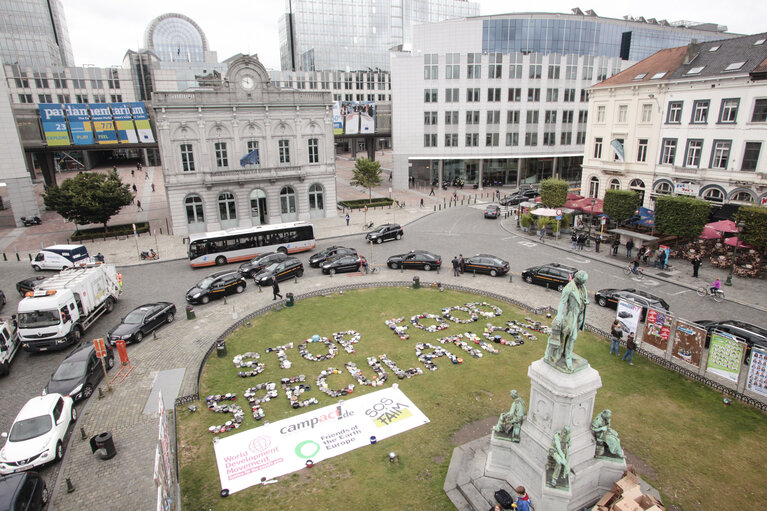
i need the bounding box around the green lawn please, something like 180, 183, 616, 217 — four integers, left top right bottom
176, 287, 767, 511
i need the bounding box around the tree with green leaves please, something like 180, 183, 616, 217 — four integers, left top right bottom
350, 157, 383, 203
603, 190, 640, 225
735, 205, 767, 250
654, 195, 711, 240
539, 178, 568, 208
43, 171, 133, 232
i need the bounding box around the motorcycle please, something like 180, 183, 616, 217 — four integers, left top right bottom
20, 216, 41, 226
140, 249, 159, 260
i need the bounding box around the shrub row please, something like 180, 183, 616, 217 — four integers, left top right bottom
338, 198, 394, 209
71, 222, 150, 241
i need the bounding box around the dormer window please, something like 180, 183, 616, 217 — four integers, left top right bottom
686, 66, 705, 75
708, 45, 720, 52
633, 73, 648, 81
754, 39, 766, 46
650, 71, 667, 80
724, 62, 745, 71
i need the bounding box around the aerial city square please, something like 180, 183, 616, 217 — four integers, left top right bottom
1, 1, 767, 510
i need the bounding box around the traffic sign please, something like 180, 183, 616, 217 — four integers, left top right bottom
555, 209, 563, 216
94, 338, 107, 358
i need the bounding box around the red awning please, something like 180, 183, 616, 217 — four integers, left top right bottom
706, 219, 738, 233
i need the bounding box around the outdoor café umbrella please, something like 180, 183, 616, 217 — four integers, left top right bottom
699, 225, 722, 240
724, 237, 753, 249
706, 219, 738, 233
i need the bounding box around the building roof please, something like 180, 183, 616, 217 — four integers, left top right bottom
668, 32, 767, 80
593, 46, 688, 87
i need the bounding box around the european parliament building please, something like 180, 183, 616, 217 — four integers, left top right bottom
390, 10, 737, 191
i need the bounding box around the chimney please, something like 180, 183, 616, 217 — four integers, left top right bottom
684, 39, 701, 64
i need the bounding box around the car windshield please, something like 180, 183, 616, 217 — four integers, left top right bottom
123, 310, 147, 324
371, 226, 386, 234
9, 415, 53, 442
52, 360, 87, 381
196, 277, 215, 289
18, 309, 61, 328
264, 263, 279, 272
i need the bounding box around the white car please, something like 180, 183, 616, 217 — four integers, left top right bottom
0, 394, 75, 475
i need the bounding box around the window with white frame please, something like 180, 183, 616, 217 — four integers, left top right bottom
691, 100, 710, 124
543, 132, 556, 146
703, 188, 724, 202
488, 88, 501, 102
308, 138, 319, 163
578, 110, 588, 124
446, 53, 460, 79
544, 110, 557, 124
465, 133, 479, 146
424, 89, 437, 102
506, 133, 519, 146
486, 110, 500, 124
527, 88, 540, 102
593, 137, 603, 158
280, 186, 297, 214
507, 110, 520, 125
445, 88, 459, 102
508, 53, 523, 79
467, 53, 481, 79
218, 192, 237, 221
445, 111, 459, 125
562, 110, 574, 124
524, 132, 538, 146
529, 54, 542, 79
565, 55, 578, 80
655, 182, 673, 195
486, 133, 499, 146
719, 99, 739, 123
467, 88, 480, 102
563, 88, 576, 102
214, 142, 228, 168
185, 195, 204, 224
731, 191, 754, 203
278, 139, 291, 164
582, 56, 594, 80
710, 140, 731, 169
548, 55, 561, 79
508, 88, 521, 102
246, 140, 260, 166
424, 111, 438, 125
445, 134, 458, 147
466, 111, 480, 124
660, 139, 677, 165
609, 179, 621, 190
424, 134, 437, 147
617, 105, 628, 123
641, 104, 652, 122
424, 54, 438, 79
181, 144, 195, 171
560, 131, 572, 145
685, 139, 703, 167
589, 176, 599, 198
576, 131, 587, 144
667, 101, 683, 123
597, 105, 605, 123
636, 139, 648, 162
526, 111, 539, 125
546, 88, 559, 102
741, 142, 761, 171
488, 53, 503, 78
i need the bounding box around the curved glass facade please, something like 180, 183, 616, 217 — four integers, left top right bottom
149, 16, 206, 62
482, 18, 727, 61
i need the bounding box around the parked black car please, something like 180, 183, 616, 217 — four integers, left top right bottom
107, 302, 177, 345
365, 223, 403, 244
464, 254, 510, 277
387, 250, 441, 271
521, 262, 578, 291
0, 472, 48, 510
695, 319, 767, 364
0, 290, 4, 312
322, 253, 365, 274
186, 270, 247, 304
238, 252, 289, 278
254, 258, 304, 285
484, 205, 501, 219
44, 342, 114, 401
595, 289, 670, 321
16, 276, 47, 297
500, 189, 539, 206
309, 246, 357, 268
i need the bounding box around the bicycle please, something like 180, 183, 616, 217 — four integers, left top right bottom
696, 287, 725, 303
622, 265, 644, 279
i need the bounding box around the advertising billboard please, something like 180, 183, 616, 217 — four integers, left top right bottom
670, 320, 706, 367
64, 103, 95, 145
332, 101, 343, 135
746, 347, 767, 397
89, 103, 118, 144
130, 102, 155, 143
38, 104, 70, 146
642, 308, 673, 352
340, 101, 376, 135
615, 300, 642, 336
706, 332, 746, 382
111, 102, 138, 143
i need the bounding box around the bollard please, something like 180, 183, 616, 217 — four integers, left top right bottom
294, 275, 298, 284
186, 305, 196, 320
17, 252, 20, 261
98, 387, 104, 399
216, 340, 227, 357
81, 427, 87, 440
223, 295, 227, 305
473, 270, 476, 278
66, 478, 75, 493
509, 274, 513, 283
2, 252, 5, 261
258, 284, 262, 293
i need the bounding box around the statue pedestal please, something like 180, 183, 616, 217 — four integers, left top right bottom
484, 359, 625, 510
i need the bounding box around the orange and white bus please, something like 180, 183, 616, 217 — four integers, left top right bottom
188, 222, 315, 268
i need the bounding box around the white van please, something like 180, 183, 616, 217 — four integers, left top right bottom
31, 244, 89, 271
0, 320, 19, 376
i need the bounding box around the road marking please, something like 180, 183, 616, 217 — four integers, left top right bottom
567, 257, 590, 264
671, 289, 689, 295
518, 241, 537, 248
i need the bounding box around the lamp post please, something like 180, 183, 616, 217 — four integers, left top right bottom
587, 197, 596, 242
725, 220, 746, 286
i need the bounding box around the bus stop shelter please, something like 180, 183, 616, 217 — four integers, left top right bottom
608, 228, 659, 248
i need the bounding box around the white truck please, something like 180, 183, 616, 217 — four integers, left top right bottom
16, 264, 121, 352
0, 320, 20, 376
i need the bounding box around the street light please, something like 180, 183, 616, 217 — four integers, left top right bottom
725, 220, 746, 286
587, 197, 596, 242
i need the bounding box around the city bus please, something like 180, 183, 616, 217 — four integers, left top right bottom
188, 221, 315, 268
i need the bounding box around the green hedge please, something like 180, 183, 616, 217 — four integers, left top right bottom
71, 222, 150, 241
338, 198, 394, 209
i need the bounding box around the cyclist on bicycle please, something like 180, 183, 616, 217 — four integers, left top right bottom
710, 278, 721, 295
631, 255, 641, 275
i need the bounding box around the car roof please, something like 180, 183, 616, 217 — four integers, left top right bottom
0, 472, 35, 501
65, 343, 96, 361
533, 262, 577, 272
209, 270, 240, 278
721, 320, 767, 337
17, 394, 62, 420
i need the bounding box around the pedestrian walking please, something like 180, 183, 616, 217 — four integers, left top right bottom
637, 246, 646, 263
137, 162, 142, 172
577, 233, 586, 250
151, 183, 155, 192
420, 198, 424, 208
643, 248, 653, 265
131, 169, 135, 177
654, 250, 666, 270
459, 254, 465, 274
610, 320, 623, 356
692, 254, 701, 278
271, 276, 282, 300
595, 236, 601, 253
429, 187, 435, 196
539, 226, 546, 242
452, 256, 460, 277
345, 213, 350, 226
570, 232, 578, 250
622, 332, 636, 365
625, 239, 634, 259
611, 238, 620, 256
136, 200, 143, 212
146, 172, 150, 180
132, 184, 137, 192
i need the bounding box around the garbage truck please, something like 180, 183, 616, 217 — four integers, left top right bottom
17, 264, 121, 352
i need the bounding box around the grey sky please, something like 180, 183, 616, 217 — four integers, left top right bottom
63, 1, 767, 70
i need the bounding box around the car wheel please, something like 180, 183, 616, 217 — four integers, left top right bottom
598, 297, 608, 307
389, 262, 399, 269
166, 312, 175, 323
423, 264, 432, 271
277, 247, 288, 254
201, 295, 210, 304
83, 383, 94, 399
33, 264, 41, 271
71, 406, 77, 422
235, 284, 244, 294
556, 283, 565, 292
376, 238, 383, 244
297, 269, 304, 277
0, 361, 9, 377
73, 327, 82, 343
524, 275, 533, 284
107, 356, 115, 370
41, 485, 49, 504
55, 441, 63, 461
396, 233, 403, 240
215, 256, 226, 266
135, 331, 144, 343
329, 269, 336, 275
490, 269, 498, 277
105, 297, 115, 313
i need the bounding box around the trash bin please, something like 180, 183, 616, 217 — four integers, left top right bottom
89, 432, 117, 460
216, 341, 227, 357
186, 305, 195, 320
412, 276, 420, 289
286, 292, 294, 307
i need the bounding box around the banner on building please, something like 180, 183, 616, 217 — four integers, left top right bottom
675, 182, 700, 197
615, 300, 642, 336
65, 103, 95, 145
358, 101, 375, 134
332, 101, 343, 135
111, 102, 139, 143
213, 387, 429, 494
38, 104, 71, 146
642, 308, 673, 352
670, 320, 705, 367
706, 332, 746, 382
89, 103, 118, 144
341, 101, 359, 135
130, 102, 156, 143
746, 347, 767, 397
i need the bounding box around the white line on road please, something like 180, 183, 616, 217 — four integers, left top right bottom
567, 257, 590, 264
671, 289, 689, 295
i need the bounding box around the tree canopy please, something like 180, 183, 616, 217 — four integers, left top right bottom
603, 190, 640, 224
736, 205, 767, 250
539, 178, 568, 208
350, 158, 383, 203
654, 195, 711, 239
43, 171, 133, 232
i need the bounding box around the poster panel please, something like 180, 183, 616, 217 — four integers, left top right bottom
65, 103, 94, 145
358, 101, 375, 134
746, 347, 767, 397
111, 102, 139, 143
706, 332, 746, 382
332, 101, 343, 135
130, 102, 156, 143
38, 104, 70, 146
342, 101, 359, 134
89, 103, 118, 144
642, 308, 673, 352
213, 387, 429, 494
615, 300, 642, 336
670, 320, 705, 367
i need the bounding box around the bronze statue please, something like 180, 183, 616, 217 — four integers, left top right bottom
545, 270, 589, 371
591, 409, 625, 458
548, 426, 572, 488
493, 389, 526, 442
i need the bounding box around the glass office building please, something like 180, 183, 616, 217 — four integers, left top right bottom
0, 0, 74, 69
279, 0, 479, 71
144, 13, 208, 63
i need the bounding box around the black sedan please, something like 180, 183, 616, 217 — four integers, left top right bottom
309, 246, 357, 268
238, 252, 289, 278
44, 342, 114, 401
594, 289, 670, 321
521, 263, 578, 291
365, 223, 403, 244
484, 205, 501, 219
186, 270, 247, 304
107, 302, 177, 344
500, 189, 539, 206
322, 253, 365, 275
464, 254, 509, 277
254, 258, 304, 285
0, 290, 5, 312
16, 276, 47, 297
387, 250, 441, 271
